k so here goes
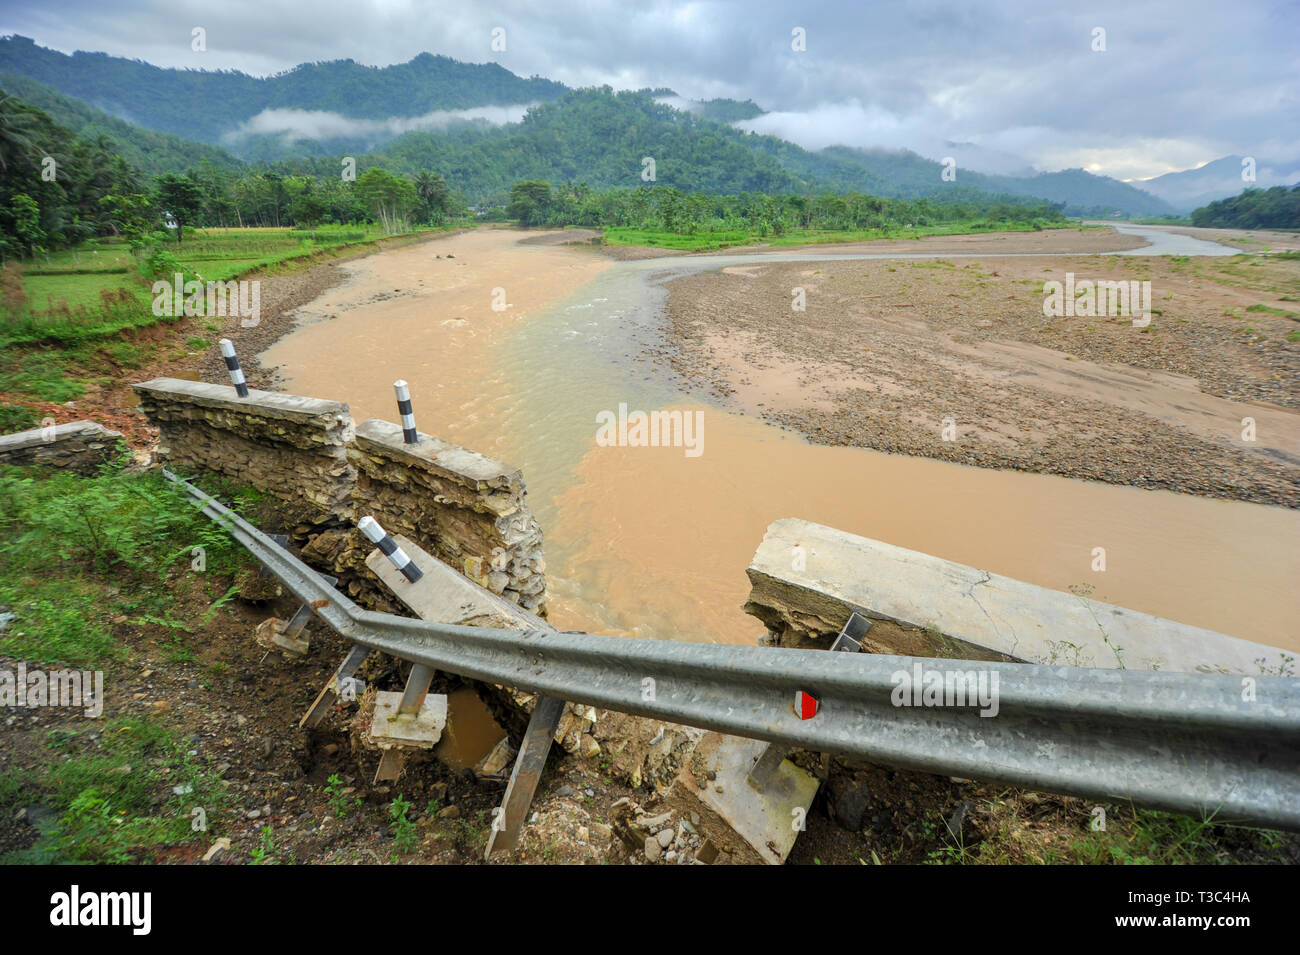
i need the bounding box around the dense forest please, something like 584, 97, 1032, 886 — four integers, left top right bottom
503, 179, 1063, 232
1189, 185, 1300, 229
0, 36, 1182, 216
0, 72, 242, 176
0, 35, 567, 143
0, 91, 140, 258
0, 84, 1066, 264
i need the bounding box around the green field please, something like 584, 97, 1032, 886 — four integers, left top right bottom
5, 224, 435, 351
0, 225, 442, 423
601, 218, 1068, 252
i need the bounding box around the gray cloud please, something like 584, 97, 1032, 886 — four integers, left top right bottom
1, 0, 1295, 177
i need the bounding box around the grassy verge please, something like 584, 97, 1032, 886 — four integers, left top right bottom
1125, 216, 1194, 226
0, 462, 266, 862
916, 798, 1295, 866
0, 714, 234, 864
0, 462, 257, 667
9, 225, 441, 349
601, 218, 1067, 252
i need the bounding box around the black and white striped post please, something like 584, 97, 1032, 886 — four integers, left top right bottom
357, 515, 423, 583
218, 338, 250, 398
394, 379, 418, 444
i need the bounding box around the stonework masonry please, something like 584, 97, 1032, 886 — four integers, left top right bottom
131, 378, 547, 616
0, 420, 127, 475
133, 379, 355, 526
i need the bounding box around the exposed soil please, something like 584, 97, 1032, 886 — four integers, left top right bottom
652, 251, 1300, 506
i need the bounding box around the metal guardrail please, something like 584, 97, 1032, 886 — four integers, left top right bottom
166, 470, 1300, 831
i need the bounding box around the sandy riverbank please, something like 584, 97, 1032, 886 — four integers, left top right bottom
652, 247, 1300, 507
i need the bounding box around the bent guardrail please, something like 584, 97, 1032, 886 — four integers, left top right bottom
165, 469, 1300, 831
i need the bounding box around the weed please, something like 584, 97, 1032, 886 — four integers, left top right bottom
389, 795, 417, 858
324, 774, 361, 819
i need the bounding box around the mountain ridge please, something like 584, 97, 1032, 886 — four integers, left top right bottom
0, 34, 1212, 216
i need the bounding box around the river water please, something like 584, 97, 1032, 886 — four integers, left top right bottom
260, 226, 1299, 652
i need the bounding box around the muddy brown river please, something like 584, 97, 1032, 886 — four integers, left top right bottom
259, 227, 1300, 652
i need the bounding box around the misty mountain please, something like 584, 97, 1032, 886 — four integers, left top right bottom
0, 71, 242, 176
0, 34, 567, 144
0, 35, 1183, 215
1134, 155, 1300, 212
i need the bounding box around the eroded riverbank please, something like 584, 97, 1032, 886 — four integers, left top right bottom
258, 225, 1300, 652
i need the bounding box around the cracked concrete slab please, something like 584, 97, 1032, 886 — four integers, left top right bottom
745, 517, 1291, 676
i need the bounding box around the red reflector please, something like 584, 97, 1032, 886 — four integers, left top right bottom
796, 690, 818, 720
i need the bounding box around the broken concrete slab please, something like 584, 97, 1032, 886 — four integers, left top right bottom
368, 691, 448, 748
745, 517, 1291, 675
665, 732, 819, 865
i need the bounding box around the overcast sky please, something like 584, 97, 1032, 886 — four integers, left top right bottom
1, 0, 1295, 179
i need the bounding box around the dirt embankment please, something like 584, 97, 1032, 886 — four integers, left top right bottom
653, 252, 1300, 506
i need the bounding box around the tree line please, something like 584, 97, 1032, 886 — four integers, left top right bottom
0, 91, 460, 258
1190, 185, 1300, 230
2, 86, 1062, 264
504, 179, 1065, 233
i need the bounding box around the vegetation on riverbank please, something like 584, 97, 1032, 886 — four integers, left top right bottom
1192, 184, 1300, 229
601, 218, 1067, 252
0, 225, 444, 433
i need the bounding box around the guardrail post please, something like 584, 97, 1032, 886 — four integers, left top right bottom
218, 338, 250, 397
301, 644, 371, 729
394, 379, 418, 444
748, 612, 872, 793
485, 695, 567, 859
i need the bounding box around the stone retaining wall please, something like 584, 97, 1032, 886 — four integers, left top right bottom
0, 420, 127, 475
350, 419, 546, 613
131, 378, 546, 615
133, 379, 355, 526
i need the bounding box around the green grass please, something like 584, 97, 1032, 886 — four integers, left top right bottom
4, 225, 431, 349
23, 272, 142, 311
0, 714, 232, 864
0, 225, 446, 403
601, 219, 1063, 252
0, 347, 86, 403
0, 464, 257, 667
0, 402, 40, 432
0, 463, 264, 864
916, 800, 1294, 866
1245, 303, 1300, 319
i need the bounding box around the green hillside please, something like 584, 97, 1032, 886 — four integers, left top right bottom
0, 72, 242, 176
0, 36, 1177, 216
0, 35, 567, 143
